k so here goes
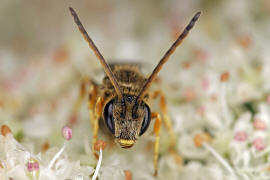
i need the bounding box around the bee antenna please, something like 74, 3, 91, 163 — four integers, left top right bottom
137, 12, 201, 101
69, 7, 123, 99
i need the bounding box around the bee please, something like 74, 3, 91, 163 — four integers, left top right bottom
69, 7, 200, 176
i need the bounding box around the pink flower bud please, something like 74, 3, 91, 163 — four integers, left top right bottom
253, 119, 267, 130
253, 138, 266, 151
33, 162, 39, 171
267, 95, 270, 104
26, 158, 40, 179
234, 131, 248, 142
27, 162, 34, 172
201, 78, 210, 90
62, 126, 72, 141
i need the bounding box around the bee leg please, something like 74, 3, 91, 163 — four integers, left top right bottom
92, 96, 104, 159
152, 91, 183, 167
151, 112, 161, 177
88, 81, 98, 129
152, 90, 176, 149
68, 77, 96, 126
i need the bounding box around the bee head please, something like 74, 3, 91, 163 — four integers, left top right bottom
103, 95, 151, 148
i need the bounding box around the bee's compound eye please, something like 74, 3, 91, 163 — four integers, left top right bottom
104, 100, 115, 134
139, 104, 151, 136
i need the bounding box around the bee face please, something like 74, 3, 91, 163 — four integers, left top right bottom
103, 95, 151, 148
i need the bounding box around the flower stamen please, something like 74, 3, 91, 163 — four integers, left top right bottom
92, 148, 103, 180
48, 126, 72, 170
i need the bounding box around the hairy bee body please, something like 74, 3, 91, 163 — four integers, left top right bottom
101, 64, 149, 103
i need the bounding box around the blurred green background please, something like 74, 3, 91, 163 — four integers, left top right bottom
1, 0, 269, 62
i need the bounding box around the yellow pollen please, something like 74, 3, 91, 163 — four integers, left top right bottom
194, 133, 212, 147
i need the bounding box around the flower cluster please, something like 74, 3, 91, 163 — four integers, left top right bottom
1, 0, 270, 180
